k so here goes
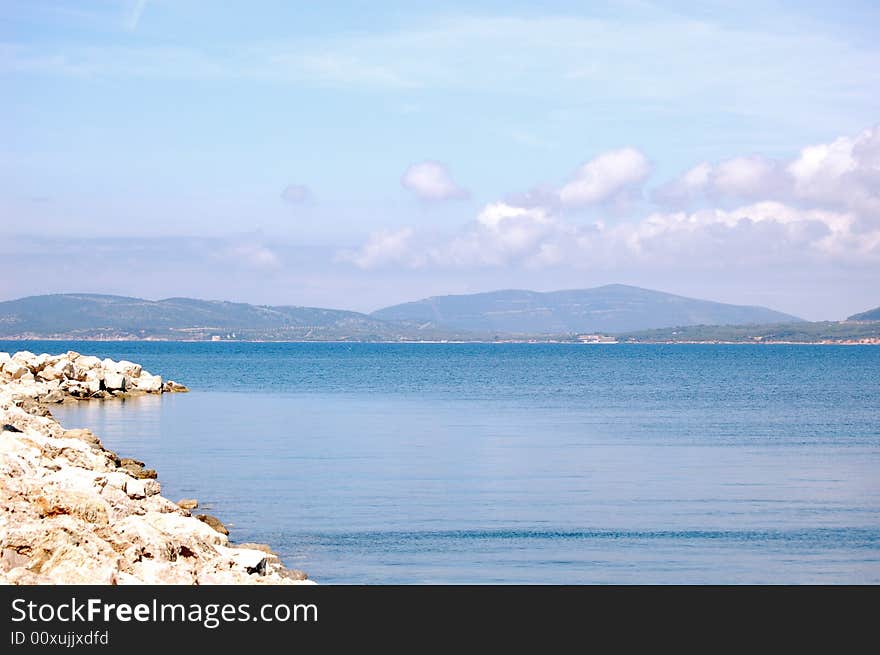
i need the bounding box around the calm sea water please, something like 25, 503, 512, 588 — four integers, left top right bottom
5, 341, 879, 583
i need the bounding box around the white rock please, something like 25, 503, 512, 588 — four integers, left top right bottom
125, 478, 161, 499
30, 353, 51, 373
84, 371, 103, 394
75, 355, 102, 370
217, 546, 268, 574
36, 366, 62, 382
53, 359, 75, 379
103, 372, 127, 391
133, 373, 163, 393
116, 360, 143, 378
3, 361, 28, 379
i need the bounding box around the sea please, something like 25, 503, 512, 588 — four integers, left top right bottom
4, 341, 879, 584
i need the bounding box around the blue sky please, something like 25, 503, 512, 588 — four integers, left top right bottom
3, 1, 879, 319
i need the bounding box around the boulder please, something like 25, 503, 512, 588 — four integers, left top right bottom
12, 351, 36, 363
133, 373, 163, 393
115, 361, 143, 378
119, 461, 157, 479
62, 428, 101, 447
177, 498, 199, 510
103, 372, 127, 391
195, 514, 229, 536
218, 546, 268, 575
124, 478, 161, 499
31, 490, 110, 525
84, 371, 103, 394
3, 361, 28, 380
53, 359, 75, 379
75, 355, 102, 371
42, 388, 65, 404
36, 366, 62, 382
29, 353, 52, 373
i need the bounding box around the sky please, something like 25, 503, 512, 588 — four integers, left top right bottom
2, 1, 879, 320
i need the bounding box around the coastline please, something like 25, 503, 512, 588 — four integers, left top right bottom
2, 337, 878, 345
0, 350, 312, 585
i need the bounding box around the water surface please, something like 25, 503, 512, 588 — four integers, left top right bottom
6, 341, 877, 583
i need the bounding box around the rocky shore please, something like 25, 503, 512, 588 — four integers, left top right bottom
0, 350, 311, 584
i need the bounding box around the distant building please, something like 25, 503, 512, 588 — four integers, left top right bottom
577, 334, 618, 344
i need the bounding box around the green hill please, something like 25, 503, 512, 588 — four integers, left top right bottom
847, 306, 880, 321
372, 284, 803, 334
0, 294, 463, 341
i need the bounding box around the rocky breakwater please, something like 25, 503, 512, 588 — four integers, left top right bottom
0, 350, 311, 585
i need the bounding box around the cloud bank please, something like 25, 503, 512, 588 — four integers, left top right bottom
344, 126, 880, 271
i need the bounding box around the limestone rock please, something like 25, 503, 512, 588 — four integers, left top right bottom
196, 514, 230, 536
75, 355, 102, 371
62, 428, 101, 447
3, 361, 28, 380
115, 360, 143, 378
177, 498, 199, 510
103, 371, 127, 391
133, 373, 163, 393
124, 478, 161, 499
218, 545, 268, 575
0, 351, 309, 585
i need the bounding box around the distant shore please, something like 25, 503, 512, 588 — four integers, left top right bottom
1, 337, 878, 345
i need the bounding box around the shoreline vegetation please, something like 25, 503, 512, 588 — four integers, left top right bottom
0, 350, 312, 585
1, 289, 878, 344
2, 330, 879, 345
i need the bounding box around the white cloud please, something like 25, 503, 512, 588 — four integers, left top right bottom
440, 202, 568, 267
558, 148, 650, 208
788, 125, 880, 223
343, 182, 880, 273
652, 162, 711, 207
337, 227, 423, 269
655, 126, 880, 218
711, 156, 785, 198
281, 184, 313, 204
222, 243, 281, 270
401, 161, 467, 201
339, 126, 880, 281
614, 202, 873, 264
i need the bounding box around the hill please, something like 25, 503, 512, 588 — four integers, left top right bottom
371, 284, 803, 334
847, 306, 880, 321
0, 294, 469, 341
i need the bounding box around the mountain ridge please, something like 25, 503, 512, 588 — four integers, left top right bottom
371, 284, 803, 334
0, 286, 813, 341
